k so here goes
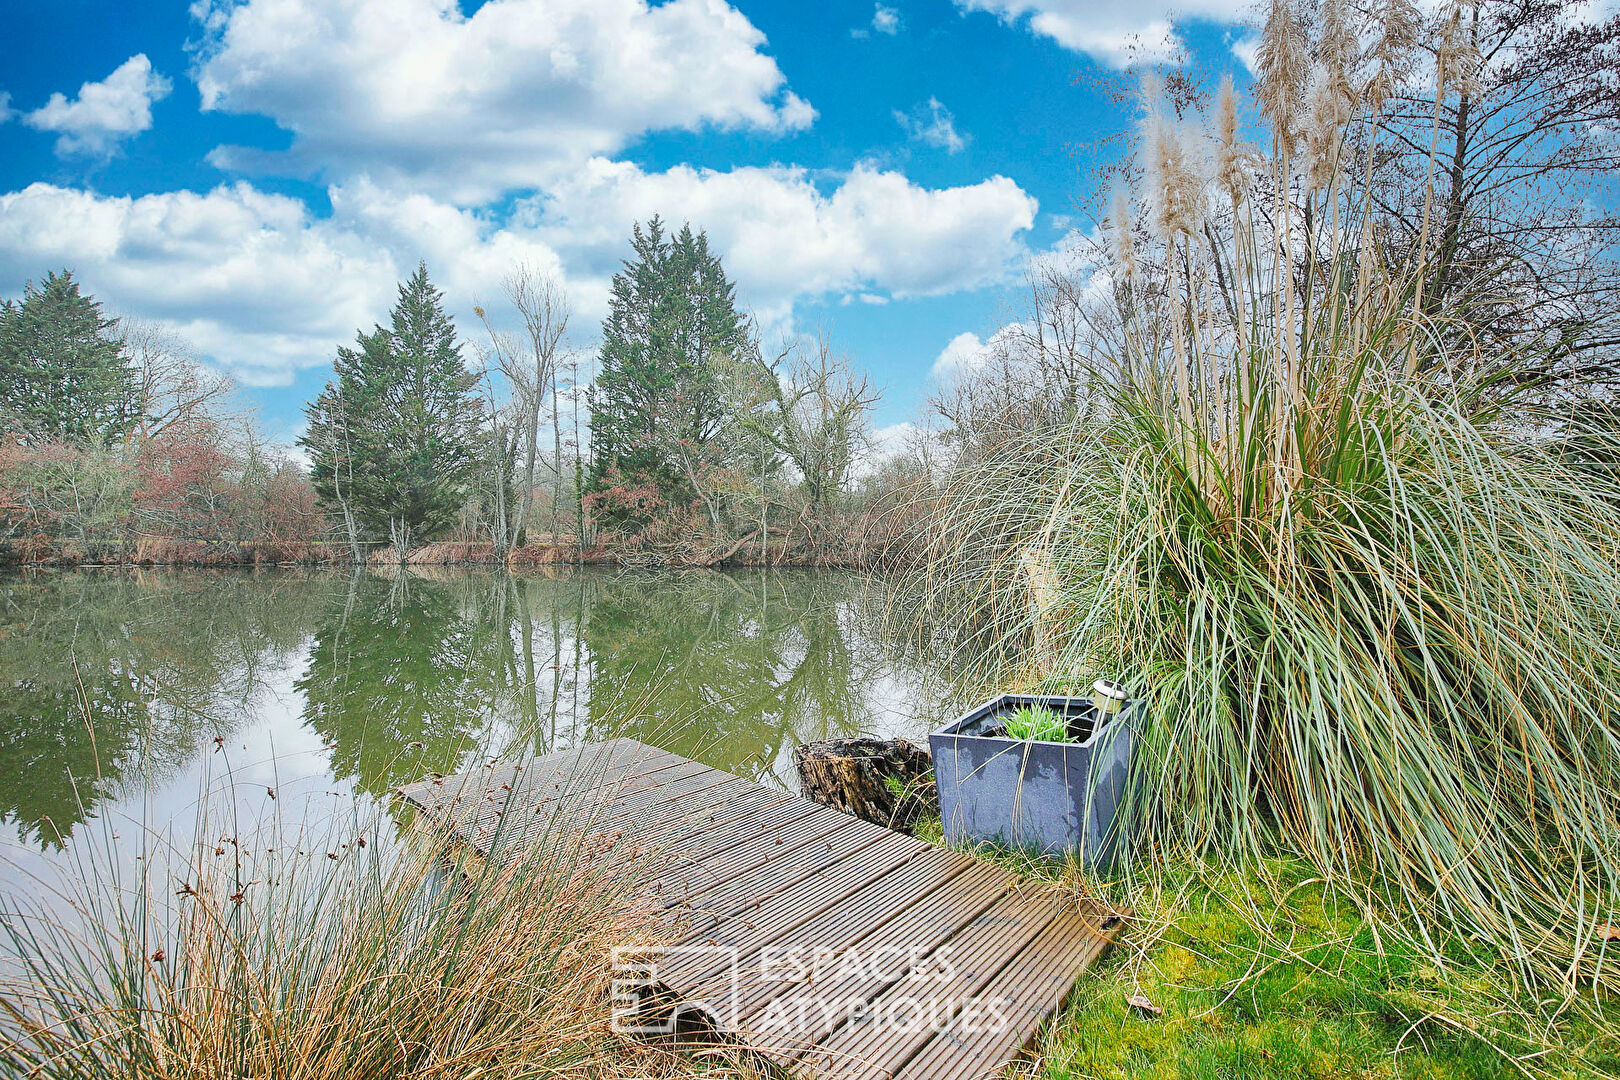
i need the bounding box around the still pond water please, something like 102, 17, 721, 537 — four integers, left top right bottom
0, 567, 956, 911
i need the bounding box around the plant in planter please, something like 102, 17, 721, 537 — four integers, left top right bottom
1001, 704, 1070, 742
930, 680, 1135, 865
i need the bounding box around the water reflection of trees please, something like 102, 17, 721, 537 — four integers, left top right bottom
295, 571, 547, 798
0, 571, 330, 846
295, 568, 919, 790
572, 570, 907, 781
1, 567, 941, 845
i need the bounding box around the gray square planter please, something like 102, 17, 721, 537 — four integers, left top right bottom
930, 693, 1136, 865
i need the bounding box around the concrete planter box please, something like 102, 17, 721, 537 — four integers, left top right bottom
930, 693, 1136, 865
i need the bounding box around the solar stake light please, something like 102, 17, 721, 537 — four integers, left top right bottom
1092, 678, 1127, 717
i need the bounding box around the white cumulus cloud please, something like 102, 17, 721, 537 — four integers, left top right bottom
1230, 33, 1260, 73
930, 322, 1032, 380
956, 0, 1249, 66
190, 0, 815, 202
932, 330, 991, 378
524, 159, 1036, 328
24, 55, 171, 155
0, 182, 563, 386
851, 419, 919, 477
0, 163, 1037, 386
852, 3, 902, 38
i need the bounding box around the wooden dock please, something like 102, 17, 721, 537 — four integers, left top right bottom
398, 738, 1122, 1079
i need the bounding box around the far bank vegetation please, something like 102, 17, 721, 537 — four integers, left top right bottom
1, 223, 907, 569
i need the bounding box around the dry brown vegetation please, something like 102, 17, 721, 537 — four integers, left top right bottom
0, 807, 757, 1080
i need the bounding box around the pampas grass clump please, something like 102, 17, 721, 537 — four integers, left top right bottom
917, 0, 1620, 999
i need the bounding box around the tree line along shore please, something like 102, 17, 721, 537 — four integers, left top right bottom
1, 218, 920, 571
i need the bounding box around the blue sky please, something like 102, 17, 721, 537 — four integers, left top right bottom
0, 0, 1254, 445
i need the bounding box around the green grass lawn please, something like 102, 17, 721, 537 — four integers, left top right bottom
1026, 869, 1619, 1080
914, 819, 1620, 1079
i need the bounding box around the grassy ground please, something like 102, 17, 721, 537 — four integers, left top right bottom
915, 820, 1620, 1079
1027, 870, 1620, 1080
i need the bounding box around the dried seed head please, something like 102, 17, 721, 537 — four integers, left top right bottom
1300, 63, 1351, 192
1137, 70, 1163, 116
1319, 0, 1360, 111
1255, 0, 1309, 154
1214, 74, 1252, 208
1365, 0, 1421, 112
1437, 0, 1482, 100
1108, 189, 1139, 287
1140, 110, 1206, 240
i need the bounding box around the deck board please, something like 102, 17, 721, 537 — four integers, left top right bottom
400, 738, 1120, 1079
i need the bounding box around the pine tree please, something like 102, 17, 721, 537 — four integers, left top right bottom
0, 270, 134, 442
587, 219, 750, 508
301, 264, 483, 557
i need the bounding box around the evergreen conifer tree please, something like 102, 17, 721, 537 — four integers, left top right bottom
588, 219, 749, 507
301, 263, 482, 556
0, 270, 133, 442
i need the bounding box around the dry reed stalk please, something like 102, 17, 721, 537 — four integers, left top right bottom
1, 792, 755, 1080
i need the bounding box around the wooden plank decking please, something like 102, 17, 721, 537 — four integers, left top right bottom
397, 738, 1122, 1080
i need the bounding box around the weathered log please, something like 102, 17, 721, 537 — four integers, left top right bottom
695, 528, 761, 567
792, 737, 937, 834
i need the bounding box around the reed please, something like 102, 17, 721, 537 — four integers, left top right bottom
0, 791, 743, 1080
916, 0, 1620, 998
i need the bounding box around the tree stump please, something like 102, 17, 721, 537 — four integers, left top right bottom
793, 737, 937, 834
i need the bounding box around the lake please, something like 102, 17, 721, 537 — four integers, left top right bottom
0, 567, 955, 914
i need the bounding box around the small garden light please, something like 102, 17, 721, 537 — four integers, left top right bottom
1092, 679, 1127, 717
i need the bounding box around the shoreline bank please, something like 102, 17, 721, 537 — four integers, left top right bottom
0, 537, 900, 571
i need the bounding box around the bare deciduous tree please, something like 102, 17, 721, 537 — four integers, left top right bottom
750, 329, 880, 518
1370, 0, 1620, 385
116, 318, 241, 438
475, 264, 570, 552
